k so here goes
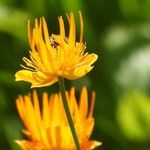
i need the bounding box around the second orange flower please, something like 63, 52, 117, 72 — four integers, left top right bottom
15, 87, 101, 149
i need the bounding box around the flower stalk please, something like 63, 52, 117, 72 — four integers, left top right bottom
58, 77, 81, 150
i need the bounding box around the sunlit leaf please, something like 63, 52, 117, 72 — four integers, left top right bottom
116, 90, 150, 142
0, 4, 30, 41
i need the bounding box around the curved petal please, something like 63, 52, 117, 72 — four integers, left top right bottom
63, 65, 93, 80
78, 53, 98, 68
15, 70, 57, 88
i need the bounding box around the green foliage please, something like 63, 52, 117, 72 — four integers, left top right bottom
0, 0, 150, 149
116, 91, 150, 142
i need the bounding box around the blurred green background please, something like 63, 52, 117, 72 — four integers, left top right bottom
0, 0, 150, 149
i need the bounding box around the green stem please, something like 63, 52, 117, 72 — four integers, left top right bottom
58, 77, 81, 150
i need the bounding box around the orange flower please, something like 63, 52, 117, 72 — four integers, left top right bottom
15, 12, 98, 88
16, 87, 101, 150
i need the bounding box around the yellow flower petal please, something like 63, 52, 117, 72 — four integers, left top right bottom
15, 70, 57, 88
79, 87, 88, 118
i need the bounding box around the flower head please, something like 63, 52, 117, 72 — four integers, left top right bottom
16, 87, 101, 150
15, 12, 98, 88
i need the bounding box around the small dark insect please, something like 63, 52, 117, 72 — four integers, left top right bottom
50, 36, 59, 49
